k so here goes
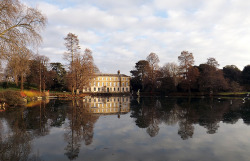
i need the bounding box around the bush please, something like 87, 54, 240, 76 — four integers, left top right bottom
2, 90, 25, 106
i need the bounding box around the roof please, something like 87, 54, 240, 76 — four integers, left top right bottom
94, 73, 130, 77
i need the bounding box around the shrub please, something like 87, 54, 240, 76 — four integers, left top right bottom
3, 90, 25, 106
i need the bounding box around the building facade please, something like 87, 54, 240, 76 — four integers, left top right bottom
82, 71, 130, 93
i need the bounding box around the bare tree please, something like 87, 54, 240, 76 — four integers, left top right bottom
146, 52, 160, 91
79, 49, 96, 90
178, 51, 194, 79
5, 47, 32, 90
0, 0, 47, 56
206, 57, 219, 68
64, 33, 81, 94
161, 62, 179, 86
146, 52, 159, 71
33, 55, 49, 92
177, 51, 196, 93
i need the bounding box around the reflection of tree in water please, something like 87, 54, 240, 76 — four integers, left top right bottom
0, 107, 31, 161
240, 100, 250, 125
64, 99, 99, 160
0, 107, 45, 161
0, 129, 32, 161
131, 97, 250, 140
81, 113, 98, 145
175, 99, 195, 140
146, 124, 160, 137
131, 98, 163, 137
0, 100, 65, 161
178, 121, 194, 140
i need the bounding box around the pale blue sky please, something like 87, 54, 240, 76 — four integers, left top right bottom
23, 0, 250, 74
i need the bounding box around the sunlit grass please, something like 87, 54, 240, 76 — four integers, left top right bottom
217, 92, 249, 95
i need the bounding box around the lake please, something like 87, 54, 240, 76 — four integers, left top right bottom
0, 96, 250, 161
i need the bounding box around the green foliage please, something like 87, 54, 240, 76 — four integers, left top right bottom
223, 65, 241, 82
50, 62, 67, 91
241, 65, 250, 87
0, 82, 19, 89
130, 60, 150, 92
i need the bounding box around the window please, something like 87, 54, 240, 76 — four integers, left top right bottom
114, 88, 116, 91
98, 82, 100, 86
110, 82, 112, 86
102, 82, 104, 86
122, 88, 124, 92
94, 87, 96, 91
102, 77, 104, 80
122, 83, 124, 86
94, 82, 96, 86
106, 82, 108, 86
126, 88, 128, 91
118, 88, 120, 91
98, 88, 100, 91
118, 82, 120, 86
106, 77, 108, 80
123, 78, 124, 80
126, 82, 128, 86
114, 82, 116, 86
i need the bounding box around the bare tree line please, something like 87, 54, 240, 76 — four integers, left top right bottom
131, 51, 249, 94
0, 0, 47, 90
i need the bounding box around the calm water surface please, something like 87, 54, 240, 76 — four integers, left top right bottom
1, 97, 250, 161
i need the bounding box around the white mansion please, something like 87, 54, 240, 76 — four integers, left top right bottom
82, 70, 130, 93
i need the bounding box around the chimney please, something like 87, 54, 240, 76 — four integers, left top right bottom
117, 70, 120, 75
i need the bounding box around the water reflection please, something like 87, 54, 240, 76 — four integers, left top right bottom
0, 99, 65, 161
83, 96, 130, 115
64, 96, 130, 160
131, 97, 250, 139
0, 97, 250, 161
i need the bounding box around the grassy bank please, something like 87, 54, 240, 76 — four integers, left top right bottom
0, 89, 50, 106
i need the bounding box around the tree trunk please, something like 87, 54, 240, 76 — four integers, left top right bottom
21, 73, 24, 91
39, 62, 42, 94
14, 72, 18, 86
72, 86, 75, 95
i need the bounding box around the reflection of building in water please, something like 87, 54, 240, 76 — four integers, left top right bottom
83, 96, 130, 114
